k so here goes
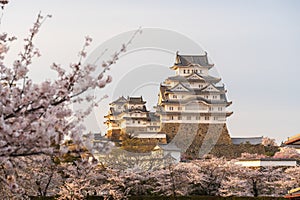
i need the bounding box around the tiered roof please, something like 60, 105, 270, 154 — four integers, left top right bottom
167, 73, 221, 83
171, 52, 214, 70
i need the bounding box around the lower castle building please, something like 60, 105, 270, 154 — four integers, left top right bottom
104, 96, 166, 144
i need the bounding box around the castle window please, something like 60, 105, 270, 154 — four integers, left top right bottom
178, 116, 182, 120
187, 69, 190, 73
173, 95, 177, 99
138, 121, 141, 124
178, 106, 182, 110
200, 70, 202, 74
196, 116, 200, 120
195, 69, 198, 73
183, 69, 186, 74
170, 116, 174, 120
214, 117, 218, 120
169, 107, 174, 111
187, 116, 191, 120
218, 107, 222, 111
205, 116, 210, 120
132, 120, 135, 123
199, 85, 202, 88
213, 95, 218, 99
131, 106, 134, 109
209, 107, 213, 111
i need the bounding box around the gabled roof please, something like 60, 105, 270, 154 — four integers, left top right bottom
175, 52, 214, 67
201, 83, 221, 92
168, 82, 190, 92
186, 72, 206, 81
161, 96, 232, 106
167, 73, 221, 84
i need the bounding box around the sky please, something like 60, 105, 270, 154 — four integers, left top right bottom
2, 0, 300, 143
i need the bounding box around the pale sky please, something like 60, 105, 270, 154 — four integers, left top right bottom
2, 0, 300, 144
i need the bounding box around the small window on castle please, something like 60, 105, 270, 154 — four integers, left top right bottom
205, 116, 210, 120
178, 116, 182, 120
218, 107, 222, 111
200, 70, 202, 74
195, 69, 198, 73
170, 116, 174, 120
138, 121, 141, 124
209, 107, 213, 111
178, 106, 182, 111
169, 107, 174, 110
214, 117, 218, 120
187, 116, 191, 120
131, 106, 134, 109
132, 120, 135, 123
187, 69, 190, 73
173, 95, 177, 99
183, 69, 186, 74
196, 116, 200, 120
199, 85, 202, 88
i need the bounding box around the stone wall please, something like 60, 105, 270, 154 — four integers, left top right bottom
160, 123, 269, 159
160, 123, 232, 158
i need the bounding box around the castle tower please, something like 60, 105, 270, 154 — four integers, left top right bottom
157, 53, 233, 157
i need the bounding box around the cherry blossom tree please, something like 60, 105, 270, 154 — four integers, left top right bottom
262, 137, 278, 146
285, 166, 300, 189
273, 147, 300, 159
0, 1, 141, 196
220, 164, 290, 197
190, 157, 230, 196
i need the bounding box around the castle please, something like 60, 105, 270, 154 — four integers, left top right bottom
104, 52, 234, 157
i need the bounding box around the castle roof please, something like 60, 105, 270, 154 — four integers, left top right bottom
167, 73, 221, 83
128, 96, 146, 104
285, 134, 300, 145
164, 82, 226, 95
171, 52, 214, 70
160, 93, 231, 106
